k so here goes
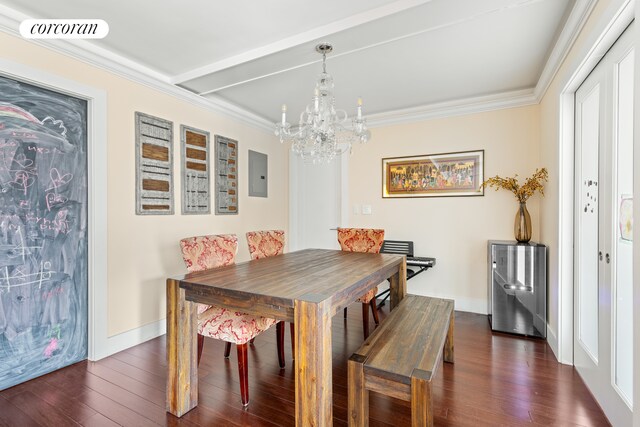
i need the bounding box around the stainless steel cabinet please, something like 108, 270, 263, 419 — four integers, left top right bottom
488, 241, 547, 338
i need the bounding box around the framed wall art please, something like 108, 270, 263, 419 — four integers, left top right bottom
135, 112, 174, 214
180, 125, 210, 214
214, 135, 238, 214
382, 150, 484, 198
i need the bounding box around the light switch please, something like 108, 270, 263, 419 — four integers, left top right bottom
362, 205, 372, 215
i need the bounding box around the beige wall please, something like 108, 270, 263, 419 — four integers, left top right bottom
0, 31, 289, 336
348, 105, 541, 313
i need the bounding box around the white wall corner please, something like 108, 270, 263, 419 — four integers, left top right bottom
546, 324, 560, 362
534, 0, 599, 101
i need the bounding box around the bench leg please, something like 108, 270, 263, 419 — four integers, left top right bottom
348, 354, 369, 427
444, 310, 454, 363
411, 376, 432, 427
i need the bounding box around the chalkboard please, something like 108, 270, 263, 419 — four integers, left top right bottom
0, 75, 88, 390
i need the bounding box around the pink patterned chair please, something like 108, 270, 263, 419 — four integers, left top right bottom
246, 230, 285, 260
179, 234, 284, 406
337, 228, 385, 338
245, 230, 291, 359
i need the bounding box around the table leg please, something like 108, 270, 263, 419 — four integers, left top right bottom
389, 258, 407, 309
166, 279, 198, 417
444, 309, 454, 363
295, 297, 332, 426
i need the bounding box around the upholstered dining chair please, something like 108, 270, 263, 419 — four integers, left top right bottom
245, 230, 291, 359
337, 228, 384, 338
179, 234, 284, 407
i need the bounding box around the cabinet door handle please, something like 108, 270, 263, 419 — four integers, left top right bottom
606, 253, 610, 264
599, 251, 603, 261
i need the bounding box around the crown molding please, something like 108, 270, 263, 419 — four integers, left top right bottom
0, 4, 274, 133
0, 0, 600, 132
533, 0, 599, 101
366, 89, 538, 128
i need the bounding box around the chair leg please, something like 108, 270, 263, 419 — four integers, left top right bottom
362, 303, 370, 339
344, 307, 348, 319
276, 322, 285, 369
224, 342, 231, 358
197, 334, 204, 366
290, 322, 295, 361
250, 338, 255, 344
370, 299, 380, 325
237, 343, 249, 406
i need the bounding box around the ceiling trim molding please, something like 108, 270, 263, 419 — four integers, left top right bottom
0, 0, 599, 132
533, 0, 598, 101
366, 89, 538, 127
0, 4, 274, 133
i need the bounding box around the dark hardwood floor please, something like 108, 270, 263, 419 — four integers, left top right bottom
0, 304, 609, 426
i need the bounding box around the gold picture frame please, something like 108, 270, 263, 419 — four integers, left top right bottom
382, 150, 484, 198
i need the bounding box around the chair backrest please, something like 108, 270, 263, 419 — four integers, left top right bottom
337, 228, 385, 254
179, 234, 238, 273
246, 230, 285, 260
380, 240, 414, 257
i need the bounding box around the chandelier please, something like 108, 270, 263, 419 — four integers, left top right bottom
274, 43, 370, 164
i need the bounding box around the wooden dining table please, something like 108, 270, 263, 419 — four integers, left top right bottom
165, 248, 406, 426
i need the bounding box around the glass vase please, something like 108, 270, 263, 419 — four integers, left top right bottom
514, 202, 532, 243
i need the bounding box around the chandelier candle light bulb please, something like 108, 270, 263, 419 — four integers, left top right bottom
274, 43, 370, 164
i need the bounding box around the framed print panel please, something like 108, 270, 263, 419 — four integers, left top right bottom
214, 135, 238, 214
181, 125, 210, 214
135, 112, 174, 214
382, 150, 484, 198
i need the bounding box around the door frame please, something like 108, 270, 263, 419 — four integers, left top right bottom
557, 0, 635, 364
0, 58, 109, 361
288, 146, 349, 251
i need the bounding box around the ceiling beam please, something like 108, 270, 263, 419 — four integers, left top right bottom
170, 0, 435, 85
185, 0, 553, 96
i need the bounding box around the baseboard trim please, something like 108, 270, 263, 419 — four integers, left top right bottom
94, 319, 166, 360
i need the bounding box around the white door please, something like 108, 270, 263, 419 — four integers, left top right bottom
574, 23, 634, 426
289, 149, 348, 251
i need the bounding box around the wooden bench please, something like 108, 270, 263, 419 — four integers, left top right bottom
348, 295, 454, 426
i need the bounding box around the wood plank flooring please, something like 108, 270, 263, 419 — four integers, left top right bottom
0, 305, 610, 426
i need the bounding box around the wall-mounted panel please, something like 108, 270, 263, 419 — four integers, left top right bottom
181, 126, 210, 214
248, 150, 268, 198
135, 112, 174, 215
214, 135, 238, 215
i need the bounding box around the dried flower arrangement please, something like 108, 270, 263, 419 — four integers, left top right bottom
482, 168, 548, 203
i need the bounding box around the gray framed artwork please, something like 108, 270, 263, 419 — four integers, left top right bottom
214, 135, 238, 214
180, 125, 210, 214
135, 112, 174, 214
248, 150, 268, 198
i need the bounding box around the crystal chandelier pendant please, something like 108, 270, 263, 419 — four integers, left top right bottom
274, 43, 370, 164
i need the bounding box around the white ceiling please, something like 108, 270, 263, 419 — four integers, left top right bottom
0, 0, 586, 128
